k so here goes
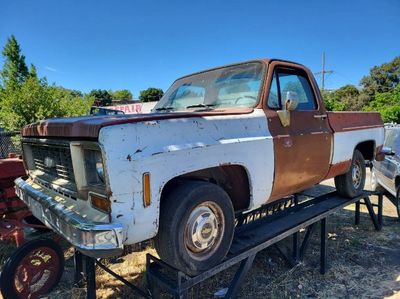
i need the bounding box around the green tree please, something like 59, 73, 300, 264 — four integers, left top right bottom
0, 35, 29, 89
111, 89, 132, 101
363, 84, 400, 123
360, 56, 400, 96
89, 89, 112, 106
139, 87, 164, 102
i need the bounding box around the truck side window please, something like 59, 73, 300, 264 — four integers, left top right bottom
267, 73, 280, 109
277, 71, 316, 111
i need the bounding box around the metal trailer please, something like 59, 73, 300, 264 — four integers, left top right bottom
70, 189, 384, 299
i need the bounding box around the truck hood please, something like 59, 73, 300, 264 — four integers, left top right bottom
22, 109, 253, 139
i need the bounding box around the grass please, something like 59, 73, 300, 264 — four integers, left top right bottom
1, 179, 400, 298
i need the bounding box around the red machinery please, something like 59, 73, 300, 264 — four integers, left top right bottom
0, 155, 47, 246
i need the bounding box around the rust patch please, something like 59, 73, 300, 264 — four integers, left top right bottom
323, 160, 352, 180
21, 107, 254, 139
327, 112, 383, 132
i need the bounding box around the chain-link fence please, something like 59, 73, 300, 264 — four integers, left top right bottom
0, 131, 22, 159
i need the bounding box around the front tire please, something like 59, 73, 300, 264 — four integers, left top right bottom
335, 150, 366, 198
154, 181, 235, 276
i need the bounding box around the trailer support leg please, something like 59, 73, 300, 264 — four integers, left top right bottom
85, 256, 96, 299
320, 218, 327, 274
225, 254, 256, 299
378, 194, 383, 227
292, 232, 300, 263
74, 250, 84, 287
299, 223, 315, 260
364, 197, 381, 231
355, 201, 360, 225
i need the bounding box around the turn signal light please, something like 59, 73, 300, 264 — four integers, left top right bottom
90, 193, 111, 213
143, 172, 151, 207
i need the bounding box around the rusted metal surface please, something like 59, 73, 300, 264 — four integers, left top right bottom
262, 61, 333, 201
327, 111, 383, 132
323, 160, 352, 180
21, 108, 255, 139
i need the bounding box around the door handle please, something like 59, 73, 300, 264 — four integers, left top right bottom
314, 114, 327, 119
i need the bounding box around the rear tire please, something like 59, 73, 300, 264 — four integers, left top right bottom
154, 180, 235, 276
335, 150, 366, 198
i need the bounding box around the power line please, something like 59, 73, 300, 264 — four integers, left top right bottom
314, 52, 333, 91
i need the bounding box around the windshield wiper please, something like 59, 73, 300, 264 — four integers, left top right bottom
186, 104, 216, 109
155, 106, 175, 111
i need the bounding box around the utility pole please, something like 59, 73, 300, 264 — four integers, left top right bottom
314, 52, 333, 91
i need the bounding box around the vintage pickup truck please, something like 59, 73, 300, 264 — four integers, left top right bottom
15, 59, 384, 275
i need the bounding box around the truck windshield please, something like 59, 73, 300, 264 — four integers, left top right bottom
154, 62, 264, 112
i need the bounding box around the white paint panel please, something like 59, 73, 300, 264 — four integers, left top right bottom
331, 127, 384, 164
98, 109, 273, 245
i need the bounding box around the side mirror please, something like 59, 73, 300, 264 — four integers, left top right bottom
285, 91, 299, 111
277, 91, 298, 127
381, 146, 395, 156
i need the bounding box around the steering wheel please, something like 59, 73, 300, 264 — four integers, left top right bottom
234, 95, 257, 105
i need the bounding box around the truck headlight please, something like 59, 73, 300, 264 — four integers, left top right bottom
84, 149, 106, 185
96, 161, 105, 183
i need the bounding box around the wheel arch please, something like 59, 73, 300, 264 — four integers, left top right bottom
355, 140, 376, 161
160, 164, 252, 212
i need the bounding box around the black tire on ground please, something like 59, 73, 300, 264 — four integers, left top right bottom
154, 180, 235, 276
335, 149, 366, 198
0, 238, 64, 299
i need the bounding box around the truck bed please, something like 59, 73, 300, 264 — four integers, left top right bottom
327, 111, 383, 132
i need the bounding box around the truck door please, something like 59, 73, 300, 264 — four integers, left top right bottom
264, 62, 333, 201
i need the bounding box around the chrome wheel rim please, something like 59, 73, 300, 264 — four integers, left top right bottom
184, 201, 225, 260
352, 161, 362, 189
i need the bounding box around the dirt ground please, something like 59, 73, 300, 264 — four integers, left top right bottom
1, 172, 399, 299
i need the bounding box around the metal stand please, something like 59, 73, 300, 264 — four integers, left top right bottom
76, 191, 384, 299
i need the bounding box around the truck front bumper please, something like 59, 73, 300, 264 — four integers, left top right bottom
14, 177, 124, 258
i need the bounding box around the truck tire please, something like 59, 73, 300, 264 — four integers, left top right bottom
154, 180, 235, 276
335, 149, 366, 198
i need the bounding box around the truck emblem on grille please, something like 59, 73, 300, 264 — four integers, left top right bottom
44, 157, 56, 168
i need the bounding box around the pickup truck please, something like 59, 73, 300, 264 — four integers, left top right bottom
15, 58, 384, 275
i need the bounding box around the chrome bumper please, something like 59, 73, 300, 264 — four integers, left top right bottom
14, 177, 124, 258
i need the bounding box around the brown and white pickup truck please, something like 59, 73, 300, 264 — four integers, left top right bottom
15, 58, 384, 275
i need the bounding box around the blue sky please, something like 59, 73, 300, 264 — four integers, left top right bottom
1, 0, 399, 97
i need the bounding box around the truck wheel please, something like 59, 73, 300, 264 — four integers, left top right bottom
154, 180, 235, 276
335, 150, 366, 198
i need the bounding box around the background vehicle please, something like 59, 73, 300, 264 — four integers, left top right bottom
371, 125, 400, 218
15, 58, 384, 275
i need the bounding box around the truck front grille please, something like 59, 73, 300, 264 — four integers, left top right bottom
31, 144, 75, 183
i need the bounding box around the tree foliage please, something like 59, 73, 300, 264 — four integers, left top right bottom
0, 35, 29, 89
139, 87, 164, 102
0, 36, 94, 131
111, 89, 132, 101
89, 89, 113, 106
360, 56, 400, 96
363, 84, 400, 123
